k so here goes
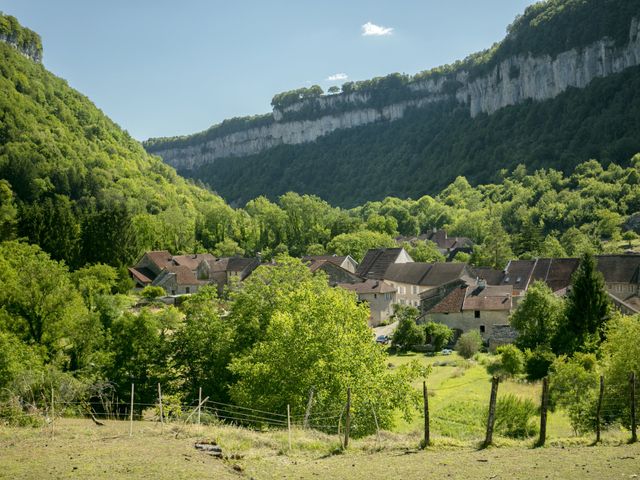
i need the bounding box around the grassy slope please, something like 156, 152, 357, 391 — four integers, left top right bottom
1, 419, 638, 479
389, 352, 574, 439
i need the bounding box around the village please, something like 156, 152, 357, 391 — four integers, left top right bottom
128, 229, 640, 350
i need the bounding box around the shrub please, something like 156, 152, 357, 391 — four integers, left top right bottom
424, 321, 454, 352
492, 394, 539, 438
455, 331, 482, 359
524, 348, 556, 380
496, 344, 524, 376
141, 285, 165, 300
549, 353, 599, 435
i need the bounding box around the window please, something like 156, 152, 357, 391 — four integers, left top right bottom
474, 310, 481, 318
171, 289, 176, 295
374, 293, 377, 299
480, 325, 486, 333
186, 287, 190, 294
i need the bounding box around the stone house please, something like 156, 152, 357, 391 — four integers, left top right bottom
383, 262, 474, 308
304, 257, 363, 286
425, 282, 514, 345
129, 251, 259, 296
338, 279, 397, 327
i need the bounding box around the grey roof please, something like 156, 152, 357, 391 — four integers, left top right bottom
596, 254, 640, 284
384, 262, 468, 286
356, 248, 410, 279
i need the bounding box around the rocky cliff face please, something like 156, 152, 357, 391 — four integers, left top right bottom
154, 18, 640, 170
0, 33, 42, 63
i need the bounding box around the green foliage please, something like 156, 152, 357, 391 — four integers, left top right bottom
554, 253, 611, 354
549, 353, 599, 434
496, 344, 524, 376
0, 35, 223, 268
0, 330, 43, 395
171, 286, 233, 403
141, 286, 165, 300
455, 331, 482, 359
509, 281, 565, 351
424, 321, 453, 352
391, 306, 423, 351
492, 394, 539, 438
601, 313, 640, 427
524, 348, 556, 381
227, 257, 426, 436
0, 13, 42, 58
71, 264, 119, 310
403, 240, 445, 263
327, 230, 396, 262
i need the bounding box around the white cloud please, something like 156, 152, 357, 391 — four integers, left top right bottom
327, 73, 348, 82
361, 21, 393, 37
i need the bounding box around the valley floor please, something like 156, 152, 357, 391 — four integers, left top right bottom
0, 418, 638, 480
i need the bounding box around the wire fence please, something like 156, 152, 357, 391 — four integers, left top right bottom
0, 372, 637, 450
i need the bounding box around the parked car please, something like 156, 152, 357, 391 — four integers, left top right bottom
440, 348, 453, 355
375, 335, 390, 345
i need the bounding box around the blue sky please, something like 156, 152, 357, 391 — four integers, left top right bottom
2, 0, 533, 140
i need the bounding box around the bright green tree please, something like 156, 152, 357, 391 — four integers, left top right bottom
509, 281, 565, 351
227, 257, 426, 436
455, 330, 482, 359
327, 230, 396, 262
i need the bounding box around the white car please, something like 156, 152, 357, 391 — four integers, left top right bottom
440, 348, 453, 355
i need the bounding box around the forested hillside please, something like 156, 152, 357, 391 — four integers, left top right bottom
0, 16, 225, 272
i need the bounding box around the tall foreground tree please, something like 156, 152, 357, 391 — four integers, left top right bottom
554, 253, 610, 354
227, 256, 425, 436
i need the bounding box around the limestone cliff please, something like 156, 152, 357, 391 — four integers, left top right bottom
149, 17, 640, 171
0, 14, 43, 63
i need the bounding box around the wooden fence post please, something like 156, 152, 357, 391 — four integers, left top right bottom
483, 376, 500, 448
537, 377, 549, 447
198, 387, 202, 426
631, 372, 637, 444
344, 387, 351, 449
51, 386, 55, 439
287, 404, 292, 451
371, 405, 381, 447
129, 383, 134, 437
423, 381, 430, 448
303, 388, 314, 429
158, 383, 164, 433
596, 375, 604, 443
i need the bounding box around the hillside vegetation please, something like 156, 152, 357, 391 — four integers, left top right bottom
0, 18, 225, 270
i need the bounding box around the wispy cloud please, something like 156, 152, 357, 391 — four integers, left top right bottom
327, 73, 348, 82
361, 21, 393, 37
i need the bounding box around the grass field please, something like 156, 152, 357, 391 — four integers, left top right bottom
1, 352, 637, 479
388, 352, 576, 439
0, 418, 638, 479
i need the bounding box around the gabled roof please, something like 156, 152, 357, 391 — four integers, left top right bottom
172, 253, 217, 271
339, 279, 396, 295
384, 262, 468, 286
470, 266, 505, 285
596, 254, 640, 284
143, 250, 173, 270
153, 265, 204, 287
462, 285, 513, 311
427, 285, 467, 314
356, 248, 412, 279
302, 255, 352, 267
426, 229, 474, 251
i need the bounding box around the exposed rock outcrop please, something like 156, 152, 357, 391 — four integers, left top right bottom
151, 18, 640, 170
